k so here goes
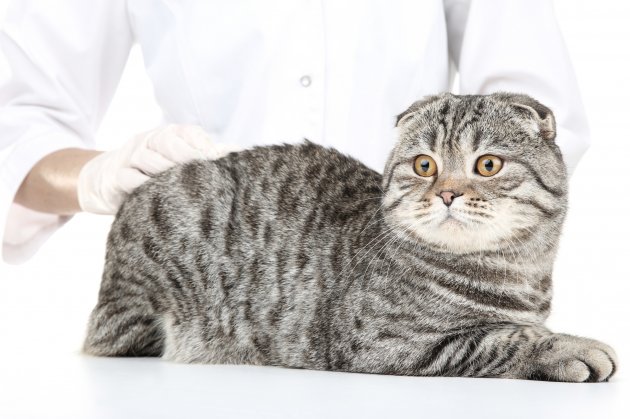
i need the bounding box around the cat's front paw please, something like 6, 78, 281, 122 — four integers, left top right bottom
529, 334, 618, 382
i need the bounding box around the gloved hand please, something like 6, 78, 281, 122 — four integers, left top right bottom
77, 124, 240, 214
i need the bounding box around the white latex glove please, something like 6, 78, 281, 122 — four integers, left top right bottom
78, 124, 241, 214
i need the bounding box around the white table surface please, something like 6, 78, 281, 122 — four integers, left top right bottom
1, 354, 627, 419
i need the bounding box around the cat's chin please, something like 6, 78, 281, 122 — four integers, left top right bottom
422, 235, 496, 254
438, 214, 465, 229
412, 219, 501, 254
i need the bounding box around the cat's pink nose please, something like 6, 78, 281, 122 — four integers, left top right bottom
438, 191, 461, 207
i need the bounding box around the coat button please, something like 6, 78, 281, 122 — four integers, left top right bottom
299, 75, 312, 87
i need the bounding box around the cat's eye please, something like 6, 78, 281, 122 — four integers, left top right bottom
414, 155, 437, 177
476, 155, 503, 177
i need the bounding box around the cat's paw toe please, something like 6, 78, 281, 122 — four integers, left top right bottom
559, 349, 613, 382
530, 334, 617, 383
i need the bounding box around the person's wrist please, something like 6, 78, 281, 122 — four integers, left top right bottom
14, 148, 103, 215
76, 150, 111, 214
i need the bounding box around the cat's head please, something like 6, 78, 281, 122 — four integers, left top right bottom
382, 92, 568, 254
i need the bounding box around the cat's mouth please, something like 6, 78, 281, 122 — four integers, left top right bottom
438, 211, 466, 228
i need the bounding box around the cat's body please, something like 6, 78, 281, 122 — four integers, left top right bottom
85, 93, 617, 382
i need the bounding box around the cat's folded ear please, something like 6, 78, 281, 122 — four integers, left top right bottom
494, 92, 556, 141
395, 94, 445, 127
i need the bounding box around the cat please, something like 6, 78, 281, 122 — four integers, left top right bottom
83, 92, 617, 382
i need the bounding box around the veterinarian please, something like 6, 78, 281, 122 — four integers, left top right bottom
0, 0, 589, 264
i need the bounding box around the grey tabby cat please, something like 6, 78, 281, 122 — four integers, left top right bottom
84, 92, 617, 382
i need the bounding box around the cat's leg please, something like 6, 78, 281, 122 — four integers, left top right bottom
83, 268, 163, 357
432, 326, 618, 382
353, 325, 617, 382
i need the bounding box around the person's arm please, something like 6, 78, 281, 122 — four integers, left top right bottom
0, 0, 132, 263
443, 0, 590, 175
13, 123, 241, 217
13, 148, 101, 215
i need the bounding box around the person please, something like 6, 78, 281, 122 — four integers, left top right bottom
0, 0, 590, 264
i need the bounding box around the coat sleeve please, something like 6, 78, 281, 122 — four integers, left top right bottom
443, 0, 590, 175
0, 0, 133, 264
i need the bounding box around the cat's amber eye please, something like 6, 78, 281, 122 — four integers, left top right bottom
476, 155, 503, 177
413, 155, 437, 177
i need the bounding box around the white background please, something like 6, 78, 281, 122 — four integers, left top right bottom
1, 1, 629, 418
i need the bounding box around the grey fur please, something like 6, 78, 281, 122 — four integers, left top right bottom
84, 92, 617, 382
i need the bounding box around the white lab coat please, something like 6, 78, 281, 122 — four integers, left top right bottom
0, 0, 590, 264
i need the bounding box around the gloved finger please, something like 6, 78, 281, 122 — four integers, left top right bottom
175, 125, 216, 152
213, 142, 244, 154
147, 130, 206, 163
130, 147, 177, 176
181, 139, 243, 160
173, 124, 211, 141
156, 124, 229, 159
117, 167, 151, 194
174, 126, 244, 158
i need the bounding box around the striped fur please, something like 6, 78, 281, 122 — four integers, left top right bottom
84, 93, 616, 382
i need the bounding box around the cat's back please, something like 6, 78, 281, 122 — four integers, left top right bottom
109, 141, 384, 256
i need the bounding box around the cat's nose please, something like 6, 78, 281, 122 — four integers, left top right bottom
437, 191, 461, 207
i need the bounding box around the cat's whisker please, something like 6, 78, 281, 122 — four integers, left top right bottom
380, 223, 417, 287
501, 225, 542, 293
351, 196, 386, 205
355, 193, 393, 237
483, 220, 536, 308
505, 238, 531, 290
417, 214, 442, 225
364, 220, 420, 284
496, 236, 510, 307
413, 205, 432, 212
414, 212, 434, 221
337, 223, 398, 282
363, 229, 401, 282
